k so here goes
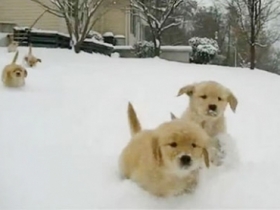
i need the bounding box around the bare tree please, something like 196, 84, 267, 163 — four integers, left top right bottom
130, 0, 184, 56
30, 0, 117, 53
160, 0, 197, 46
224, 0, 280, 69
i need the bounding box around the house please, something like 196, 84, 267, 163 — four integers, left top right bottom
0, 0, 145, 45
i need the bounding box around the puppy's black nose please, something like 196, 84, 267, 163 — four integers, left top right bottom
180, 155, 191, 166
16, 72, 21, 76
208, 104, 217, 111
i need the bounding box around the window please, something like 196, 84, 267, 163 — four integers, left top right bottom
130, 8, 138, 36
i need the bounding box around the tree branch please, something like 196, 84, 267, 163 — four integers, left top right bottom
30, 0, 64, 17
160, 0, 183, 28
160, 21, 182, 34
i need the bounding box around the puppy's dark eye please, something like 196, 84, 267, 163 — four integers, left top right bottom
191, 143, 197, 148
200, 95, 207, 99
169, 142, 177, 147
218, 97, 222, 101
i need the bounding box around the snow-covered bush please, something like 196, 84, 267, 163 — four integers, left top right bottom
87, 30, 103, 42
133, 41, 155, 58
188, 37, 219, 64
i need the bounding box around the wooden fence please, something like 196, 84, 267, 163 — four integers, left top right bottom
13, 27, 113, 55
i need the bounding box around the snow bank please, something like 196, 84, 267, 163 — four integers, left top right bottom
0, 47, 280, 208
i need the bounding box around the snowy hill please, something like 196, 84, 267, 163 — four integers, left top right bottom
0, 47, 280, 209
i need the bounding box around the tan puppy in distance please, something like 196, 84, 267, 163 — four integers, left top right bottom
175, 81, 238, 165
7, 34, 19, 53
2, 51, 28, 87
119, 102, 210, 197
24, 44, 42, 67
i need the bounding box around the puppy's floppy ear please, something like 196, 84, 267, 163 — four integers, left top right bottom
24, 69, 28, 77
227, 90, 238, 112
177, 84, 195, 97
202, 148, 210, 168
151, 137, 162, 166
37, 58, 42, 63
4, 71, 10, 79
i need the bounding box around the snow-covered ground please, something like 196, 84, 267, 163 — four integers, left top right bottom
0, 47, 280, 209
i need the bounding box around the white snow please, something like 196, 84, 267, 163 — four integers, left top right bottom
114, 45, 133, 50
156, 39, 160, 47
161, 46, 192, 52
88, 30, 103, 42
84, 37, 113, 48
114, 35, 125, 38
13, 26, 70, 38
103, 32, 114, 37
1, 47, 280, 209
114, 45, 192, 52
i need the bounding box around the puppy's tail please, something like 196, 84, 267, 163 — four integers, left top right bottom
7, 34, 12, 43
11, 50, 19, 64
127, 102, 142, 137
28, 44, 32, 55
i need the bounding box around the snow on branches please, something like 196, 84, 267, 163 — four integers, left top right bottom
130, 0, 184, 56
130, 0, 183, 35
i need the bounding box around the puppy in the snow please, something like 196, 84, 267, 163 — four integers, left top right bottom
119, 102, 210, 197
175, 81, 238, 166
7, 34, 18, 53
24, 44, 42, 67
2, 51, 28, 87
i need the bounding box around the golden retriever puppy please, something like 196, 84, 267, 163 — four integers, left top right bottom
177, 81, 238, 138
7, 34, 19, 53
24, 45, 42, 67
176, 81, 238, 165
119, 102, 210, 197
2, 51, 28, 87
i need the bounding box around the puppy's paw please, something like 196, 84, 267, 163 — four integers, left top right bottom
209, 137, 226, 166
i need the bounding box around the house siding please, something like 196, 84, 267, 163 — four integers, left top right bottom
0, 0, 140, 45
0, 0, 67, 33
97, 8, 126, 36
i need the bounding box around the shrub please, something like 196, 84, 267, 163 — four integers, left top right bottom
188, 37, 219, 64
87, 30, 103, 42
133, 41, 155, 58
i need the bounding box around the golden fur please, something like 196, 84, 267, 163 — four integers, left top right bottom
7, 34, 18, 53
176, 81, 238, 165
2, 51, 28, 87
24, 45, 42, 67
119, 102, 210, 197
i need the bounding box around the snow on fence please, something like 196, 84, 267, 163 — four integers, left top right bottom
12, 27, 114, 56
114, 45, 192, 63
